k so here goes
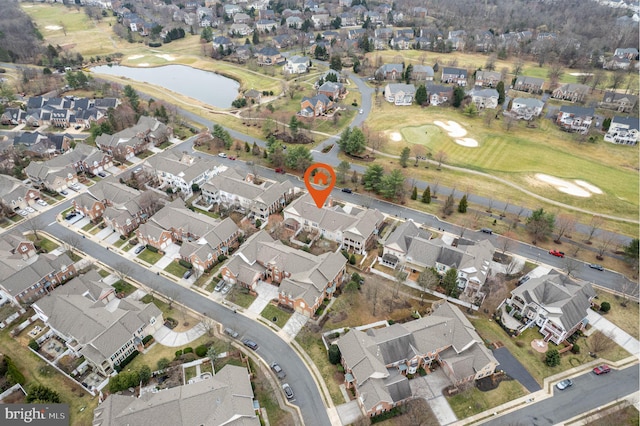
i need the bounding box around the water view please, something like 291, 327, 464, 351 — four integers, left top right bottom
90, 64, 240, 108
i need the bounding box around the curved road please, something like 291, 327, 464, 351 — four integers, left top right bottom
8, 204, 331, 426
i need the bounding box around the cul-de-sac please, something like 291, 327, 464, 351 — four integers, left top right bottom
0, 0, 638, 425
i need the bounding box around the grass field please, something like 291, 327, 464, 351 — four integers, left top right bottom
260, 304, 292, 328
365, 102, 639, 221
447, 379, 528, 418
594, 290, 640, 340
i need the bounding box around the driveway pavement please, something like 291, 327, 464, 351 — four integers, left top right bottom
95, 226, 114, 240
586, 310, 640, 358
493, 347, 541, 392
155, 243, 181, 269
281, 312, 309, 341
247, 281, 280, 315
335, 400, 362, 425
409, 368, 457, 425
152, 322, 207, 347
104, 232, 122, 245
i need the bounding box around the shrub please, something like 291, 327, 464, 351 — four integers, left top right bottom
571, 343, 580, 354
141, 294, 153, 303
349, 254, 356, 265
545, 349, 560, 367
26, 384, 61, 403
600, 302, 611, 313
371, 407, 403, 423
195, 345, 208, 357
515, 341, 525, 348
255, 219, 262, 228
148, 42, 162, 48
28, 339, 39, 351
114, 350, 139, 372
179, 259, 193, 269
217, 254, 227, 262
142, 335, 153, 345
183, 347, 193, 354
146, 244, 158, 253
157, 358, 170, 370
328, 344, 341, 364
120, 235, 127, 241
175, 349, 183, 359
505, 305, 512, 313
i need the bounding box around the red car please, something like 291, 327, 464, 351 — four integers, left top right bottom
593, 364, 611, 375
275, 168, 285, 174
229, 156, 236, 160
549, 250, 565, 258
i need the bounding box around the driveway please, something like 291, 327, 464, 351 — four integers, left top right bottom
336, 400, 362, 425
104, 232, 122, 245
281, 312, 309, 341
155, 243, 181, 269
152, 322, 207, 347
586, 310, 640, 358
247, 281, 280, 315
96, 226, 115, 240
410, 368, 457, 425
493, 347, 541, 392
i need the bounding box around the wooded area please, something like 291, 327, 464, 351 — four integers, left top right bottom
0, 0, 43, 62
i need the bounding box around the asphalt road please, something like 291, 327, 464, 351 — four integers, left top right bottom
483, 364, 640, 426
9, 203, 332, 426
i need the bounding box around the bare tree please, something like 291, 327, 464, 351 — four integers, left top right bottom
61, 233, 81, 255
553, 213, 577, 243
417, 268, 439, 304
590, 70, 605, 93
434, 150, 447, 169
113, 262, 133, 282
413, 144, 426, 166
585, 215, 603, 244
619, 278, 640, 308
394, 268, 408, 298
404, 398, 438, 426
563, 258, 580, 277
26, 216, 44, 241
504, 114, 516, 132
589, 330, 611, 354
609, 71, 627, 91
202, 315, 216, 337
497, 231, 516, 254
594, 232, 617, 260
501, 198, 511, 217
512, 59, 524, 77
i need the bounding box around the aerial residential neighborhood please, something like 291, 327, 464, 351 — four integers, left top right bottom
0, 0, 638, 425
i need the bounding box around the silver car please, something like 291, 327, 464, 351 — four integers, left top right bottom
221, 283, 233, 294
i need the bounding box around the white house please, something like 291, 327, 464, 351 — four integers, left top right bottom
284, 56, 310, 74
604, 116, 639, 145
384, 83, 416, 106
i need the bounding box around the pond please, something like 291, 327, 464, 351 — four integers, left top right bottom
90, 64, 240, 108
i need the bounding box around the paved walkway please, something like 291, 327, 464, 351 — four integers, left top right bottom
152, 322, 207, 347
247, 281, 280, 315
586, 310, 640, 358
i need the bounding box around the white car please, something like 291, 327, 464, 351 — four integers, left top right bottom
36, 199, 47, 207
25, 207, 35, 213
18, 210, 28, 217
218, 152, 227, 158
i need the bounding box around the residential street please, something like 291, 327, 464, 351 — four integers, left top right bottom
481, 364, 640, 426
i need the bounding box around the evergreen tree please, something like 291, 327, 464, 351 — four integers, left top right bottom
415, 84, 427, 105
421, 186, 431, 203
252, 31, 260, 45
458, 195, 468, 213
399, 147, 411, 168
497, 81, 505, 104
411, 186, 418, 200
443, 193, 455, 215
380, 169, 406, 201
362, 164, 385, 193
453, 86, 465, 108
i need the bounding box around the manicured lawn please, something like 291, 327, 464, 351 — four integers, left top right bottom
112, 238, 125, 248
137, 249, 163, 265
184, 365, 197, 381
260, 304, 292, 328
97, 269, 110, 278
594, 290, 640, 340
164, 261, 190, 278
127, 335, 219, 373
158, 141, 172, 149
447, 380, 528, 419
30, 236, 59, 253
112, 280, 136, 297
226, 286, 257, 308
0, 319, 99, 426
89, 227, 101, 235
81, 222, 95, 232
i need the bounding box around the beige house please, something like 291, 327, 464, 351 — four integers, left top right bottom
337, 301, 498, 417
32, 270, 163, 375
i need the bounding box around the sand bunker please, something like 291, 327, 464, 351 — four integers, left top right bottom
45, 25, 63, 31
137, 63, 150, 67
575, 180, 603, 195
434, 120, 479, 148
128, 54, 145, 60
569, 72, 593, 76
390, 132, 402, 142
535, 174, 602, 197
155, 54, 176, 61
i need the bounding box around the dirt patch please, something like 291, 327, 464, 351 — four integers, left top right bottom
329, 311, 348, 324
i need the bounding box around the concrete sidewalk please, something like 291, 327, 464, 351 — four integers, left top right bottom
586, 310, 640, 358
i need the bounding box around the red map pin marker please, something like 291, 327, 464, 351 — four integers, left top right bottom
304, 163, 336, 208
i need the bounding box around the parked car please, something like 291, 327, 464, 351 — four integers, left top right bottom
60, 190, 69, 195
275, 168, 285, 174
218, 152, 227, 158
549, 250, 565, 258
271, 362, 286, 379
556, 379, 573, 390
593, 364, 611, 375
65, 213, 77, 220
282, 383, 294, 400
242, 339, 259, 350
97, 172, 107, 178
588, 264, 604, 271
517, 275, 531, 286
359, 109, 363, 114
183, 270, 193, 279
36, 199, 47, 207
74, 125, 82, 130
480, 228, 493, 234
134, 245, 145, 254
25, 207, 35, 213
221, 283, 233, 295
214, 280, 226, 292
341, 188, 353, 194
18, 210, 28, 217
224, 327, 239, 338
229, 156, 236, 160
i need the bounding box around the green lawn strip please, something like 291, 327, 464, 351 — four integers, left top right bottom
89, 227, 101, 235
295, 328, 345, 405
111, 280, 136, 297
260, 304, 292, 328
0, 325, 98, 426
97, 269, 110, 278
138, 249, 163, 265
446, 380, 528, 419
122, 243, 134, 252
164, 261, 189, 278
249, 358, 295, 425
112, 238, 125, 248
593, 291, 640, 340
28, 236, 59, 252
226, 287, 257, 309
126, 335, 217, 373
81, 222, 95, 232
158, 141, 172, 149
184, 365, 197, 381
